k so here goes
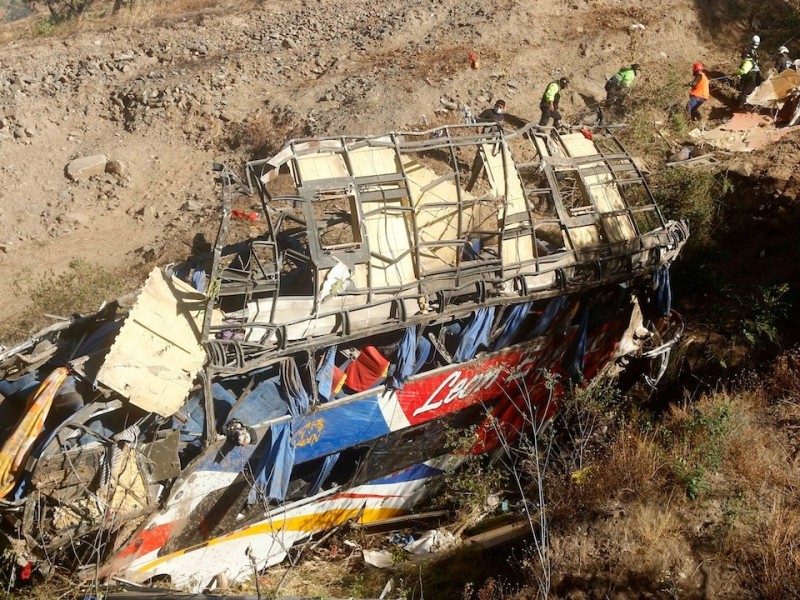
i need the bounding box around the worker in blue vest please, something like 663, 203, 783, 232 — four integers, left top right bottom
539, 77, 569, 127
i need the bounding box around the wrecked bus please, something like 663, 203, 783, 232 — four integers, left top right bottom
0, 123, 687, 590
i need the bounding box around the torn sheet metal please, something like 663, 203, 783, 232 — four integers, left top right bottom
746, 69, 800, 109
97, 268, 206, 417
689, 113, 800, 152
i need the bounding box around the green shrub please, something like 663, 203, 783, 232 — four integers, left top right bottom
667, 398, 734, 499
652, 166, 732, 253
618, 66, 692, 158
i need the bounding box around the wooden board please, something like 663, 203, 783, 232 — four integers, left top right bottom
480, 142, 535, 264
403, 157, 478, 272
291, 142, 349, 183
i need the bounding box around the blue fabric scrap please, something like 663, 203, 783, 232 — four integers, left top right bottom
453, 307, 496, 362
247, 420, 295, 505
493, 302, 533, 350
316, 346, 337, 403
654, 265, 672, 317
280, 359, 311, 418
307, 451, 340, 496
526, 296, 567, 339
567, 304, 590, 380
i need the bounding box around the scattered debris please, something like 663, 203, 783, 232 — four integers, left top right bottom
689, 113, 800, 152
363, 529, 457, 568
666, 147, 720, 168
745, 68, 800, 111
0, 122, 687, 592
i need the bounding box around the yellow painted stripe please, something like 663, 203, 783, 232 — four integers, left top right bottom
136, 506, 406, 573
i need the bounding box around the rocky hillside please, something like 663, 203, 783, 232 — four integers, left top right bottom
1, 0, 787, 338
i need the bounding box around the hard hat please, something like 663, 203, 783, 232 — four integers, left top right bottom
778, 46, 789, 55
559, 76, 569, 87
631, 63, 641, 71
692, 62, 704, 72
752, 34, 760, 46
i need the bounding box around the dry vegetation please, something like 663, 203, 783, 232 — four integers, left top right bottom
253, 355, 800, 600
0, 259, 136, 344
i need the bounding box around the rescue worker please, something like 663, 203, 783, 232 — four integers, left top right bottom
465, 99, 507, 192
476, 99, 506, 126
744, 34, 761, 64
736, 47, 761, 109
686, 62, 709, 121
605, 64, 640, 106
539, 76, 569, 127
776, 46, 794, 73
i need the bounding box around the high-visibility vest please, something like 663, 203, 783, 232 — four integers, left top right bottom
690, 72, 709, 100
614, 68, 636, 87
542, 82, 560, 104
737, 58, 754, 76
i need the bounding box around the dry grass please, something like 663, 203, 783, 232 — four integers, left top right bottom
368, 44, 504, 80
747, 498, 800, 599
0, 0, 253, 43
538, 354, 800, 599
0, 259, 133, 345
247, 556, 391, 598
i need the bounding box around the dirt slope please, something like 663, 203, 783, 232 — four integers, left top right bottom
0, 0, 789, 338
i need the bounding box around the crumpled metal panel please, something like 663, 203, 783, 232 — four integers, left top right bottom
746, 69, 800, 108
97, 268, 206, 417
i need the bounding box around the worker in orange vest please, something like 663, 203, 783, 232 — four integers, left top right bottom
686, 62, 709, 121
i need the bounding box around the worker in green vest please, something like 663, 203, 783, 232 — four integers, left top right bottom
735, 48, 760, 109
539, 77, 569, 127
605, 64, 640, 106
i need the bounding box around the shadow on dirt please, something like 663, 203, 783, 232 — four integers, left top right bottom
693, 0, 800, 48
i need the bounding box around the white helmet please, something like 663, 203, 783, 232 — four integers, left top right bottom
751, 35, 760, 46
778, 46, 789, 55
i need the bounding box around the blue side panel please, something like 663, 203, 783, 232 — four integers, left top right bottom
292, 394, 389, 462
369, 462, 444, 485
193, 442, 259, 473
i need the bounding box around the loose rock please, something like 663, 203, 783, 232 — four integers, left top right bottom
105, 159, 128, 178
66, 154, 109, 181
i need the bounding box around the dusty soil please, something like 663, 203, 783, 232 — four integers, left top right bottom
0, 0, 789, 338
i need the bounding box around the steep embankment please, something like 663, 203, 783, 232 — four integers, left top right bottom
0, 0, 769, 341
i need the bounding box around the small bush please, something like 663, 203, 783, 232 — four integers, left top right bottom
442, 425, 508, 526
32, 16, 56, 34
704, 283, 791, 353
666, 397, 735, 499
618, 66, 692, 158
32, 0, 94, 18
651, 166, 732, 253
